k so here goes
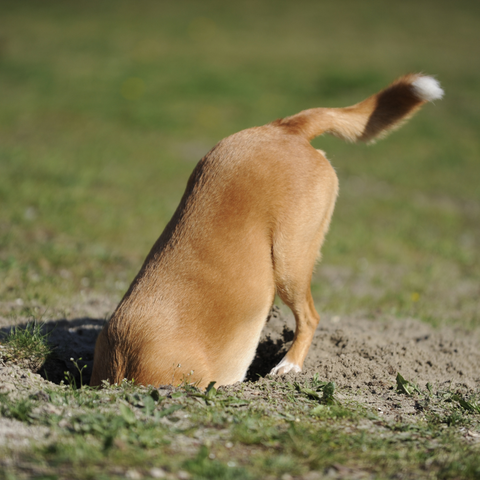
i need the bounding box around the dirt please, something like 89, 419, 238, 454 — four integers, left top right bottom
252, 306, 480, 392
0, 360, 53, 449
249, 305, 480, 420
1, 294, 479, 446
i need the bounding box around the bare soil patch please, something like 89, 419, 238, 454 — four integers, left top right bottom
1, 296, 479, 414
249, 307, 480, 421
253, 306, 480, 391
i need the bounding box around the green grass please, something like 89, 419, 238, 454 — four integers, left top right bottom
0, 320, 52, 371
0, 377, 479, 479
0, 0, 479, 328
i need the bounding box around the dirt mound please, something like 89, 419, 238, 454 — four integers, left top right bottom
251, 307, 480, 391
2, 298, 479, 392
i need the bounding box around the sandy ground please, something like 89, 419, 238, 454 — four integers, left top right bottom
2, 294, 479, 391
249, 306, 480, 420
253, 306, 480, 391
1, 295, 479, 447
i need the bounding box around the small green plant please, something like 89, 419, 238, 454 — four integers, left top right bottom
67, 357, 87, 389
295, 379, 340, 405
396, 373, 422, 396
452, 394, 480, 414
0, 321, 52, 371
189, 381, 218, 405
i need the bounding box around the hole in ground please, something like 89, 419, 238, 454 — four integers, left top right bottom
1, 318, 105, 386
2, 306, 294, 387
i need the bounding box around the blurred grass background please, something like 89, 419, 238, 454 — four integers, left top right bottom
0, 0, 479, 327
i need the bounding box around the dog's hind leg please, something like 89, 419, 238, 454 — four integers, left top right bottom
270, 217, 330, 375
270, 288, 320, 375
270, 152, 338, 375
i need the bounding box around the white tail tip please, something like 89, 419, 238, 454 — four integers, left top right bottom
411, 76, 444, 102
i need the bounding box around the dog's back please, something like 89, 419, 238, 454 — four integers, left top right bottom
90, 74, 443, 388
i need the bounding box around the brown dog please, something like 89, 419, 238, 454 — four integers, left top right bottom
90, 74, 443, 389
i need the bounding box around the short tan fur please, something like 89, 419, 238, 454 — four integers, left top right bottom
90, 74, 443, 389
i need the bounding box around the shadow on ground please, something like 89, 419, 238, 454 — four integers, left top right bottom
1, 308, 293, 386
246, 326, 293, 382
1, 318, 104, 386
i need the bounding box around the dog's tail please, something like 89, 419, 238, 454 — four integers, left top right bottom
272, 74, 443, 142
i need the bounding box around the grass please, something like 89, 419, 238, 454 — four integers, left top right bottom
0, 320, 52, 371
0, 0, 480, 478
0, 0, 479, 327
0, 377, 479, 479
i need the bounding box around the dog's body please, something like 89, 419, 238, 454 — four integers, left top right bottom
90, 74, 443, 389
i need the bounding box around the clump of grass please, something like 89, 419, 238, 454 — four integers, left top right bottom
0, 396, 34, 423
0, 321, 52, 372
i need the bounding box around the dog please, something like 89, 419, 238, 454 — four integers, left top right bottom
90, 74, 443, 389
